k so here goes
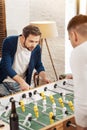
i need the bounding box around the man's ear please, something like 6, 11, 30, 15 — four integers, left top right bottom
20, 35, 26, 46
73, 31, 78, 42
71, 31, 78, 42
21, 35, 25, 42
22, 35, 25, 39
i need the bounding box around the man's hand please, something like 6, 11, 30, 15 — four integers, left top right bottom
43, 78, 51, 84
59, 73, 73, 80
20, 81, 30, 91
39, 71, 51, 84
13, 74, 30, 91
65, 73, 73, 79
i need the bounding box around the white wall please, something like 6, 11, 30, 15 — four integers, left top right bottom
30, 0, 65, 37
5, 0, 30, 36
65, 0, 76, 74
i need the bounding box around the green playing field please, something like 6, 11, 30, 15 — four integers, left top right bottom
1, 92, 74, 130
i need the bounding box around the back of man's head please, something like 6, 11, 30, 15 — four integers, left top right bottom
67, 14, 87, 37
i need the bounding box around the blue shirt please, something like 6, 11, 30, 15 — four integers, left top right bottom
0, 35, 45, 85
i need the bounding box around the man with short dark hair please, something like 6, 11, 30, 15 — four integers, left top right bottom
67, 14, 87, 130
0, 25, 50, 96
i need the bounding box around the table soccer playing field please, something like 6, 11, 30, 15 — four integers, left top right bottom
0, 79, 76, 130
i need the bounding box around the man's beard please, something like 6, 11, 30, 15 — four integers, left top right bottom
23, 41, 34, 51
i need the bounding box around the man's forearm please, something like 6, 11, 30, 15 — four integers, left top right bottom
39, 71, 47, 80
13, 74, 26, 85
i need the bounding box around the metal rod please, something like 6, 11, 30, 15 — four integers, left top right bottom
70, 123, 76, 128
33, 118, 46, 127
57, 85, 74, 93
66, 121, 76, 128
47, 88, 60, 94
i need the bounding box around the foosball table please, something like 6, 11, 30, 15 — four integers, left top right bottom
0, 79, 76, 130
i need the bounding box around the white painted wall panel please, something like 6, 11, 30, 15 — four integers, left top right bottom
5, 0, 30, 35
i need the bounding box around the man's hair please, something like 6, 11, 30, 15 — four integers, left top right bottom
22, 25, 41, 39
67, 14, 87, 36
67, 14, 87, 30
